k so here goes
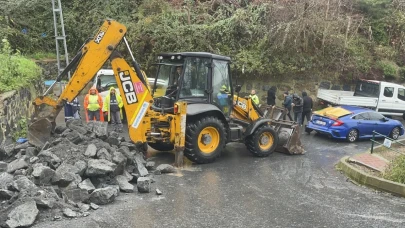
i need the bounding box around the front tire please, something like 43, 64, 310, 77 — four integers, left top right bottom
346, 129, 358, 142
184, 116, 227, 164
245, 125, 279, 157
390, 127, 401, 140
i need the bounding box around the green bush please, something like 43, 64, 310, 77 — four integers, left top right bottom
399, 67, 405, 80
377, 60, 398, 80
11, 118, 27, 141
383, 155, 405, 184
0, 39, 42, 93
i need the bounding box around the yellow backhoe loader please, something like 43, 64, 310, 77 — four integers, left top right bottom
28, 19, 304, 166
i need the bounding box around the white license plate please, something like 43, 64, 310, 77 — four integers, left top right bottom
315, 120, 326, 126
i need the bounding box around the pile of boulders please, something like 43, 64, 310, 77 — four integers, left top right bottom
0, 119, 175, 228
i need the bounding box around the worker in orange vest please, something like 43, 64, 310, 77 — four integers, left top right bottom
83, 87, 104, 122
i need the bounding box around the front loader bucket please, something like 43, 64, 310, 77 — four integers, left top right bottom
263, 106, 305, 155
275, 125, 305, 155
28, 118, 54, 148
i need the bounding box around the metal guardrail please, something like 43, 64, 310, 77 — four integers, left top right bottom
370, 130, 405, 155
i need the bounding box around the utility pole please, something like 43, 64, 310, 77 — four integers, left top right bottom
51, 0, 70, 94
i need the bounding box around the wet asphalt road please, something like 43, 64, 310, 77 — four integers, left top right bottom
34, 127, 405, 228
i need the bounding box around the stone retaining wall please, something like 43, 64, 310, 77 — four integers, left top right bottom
0, 80, 45, 145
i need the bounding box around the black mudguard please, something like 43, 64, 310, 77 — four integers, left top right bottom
243, 118, 270, 139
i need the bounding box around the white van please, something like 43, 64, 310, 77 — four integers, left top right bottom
317, 79, 405, 119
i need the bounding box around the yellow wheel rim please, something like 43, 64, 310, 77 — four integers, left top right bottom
259, 132, 274, 150
198, 127, 220, 154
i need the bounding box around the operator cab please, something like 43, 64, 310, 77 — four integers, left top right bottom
151, 52, 233, 116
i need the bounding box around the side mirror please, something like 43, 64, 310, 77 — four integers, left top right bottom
381, 117, 389, 122
235, 85, 242, 93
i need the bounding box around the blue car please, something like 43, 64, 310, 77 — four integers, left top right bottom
305, 105, 404, 142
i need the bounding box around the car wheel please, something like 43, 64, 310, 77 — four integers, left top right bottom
390, 127, 401, 140
346, 129, 358, 143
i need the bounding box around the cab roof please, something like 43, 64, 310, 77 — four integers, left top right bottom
158, 52, 231, 61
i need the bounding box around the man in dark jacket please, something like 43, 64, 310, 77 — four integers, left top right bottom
267, 86, 277, 106
301, 91, 313, 125
282, 91, 293, 121
292, 94, 303, 125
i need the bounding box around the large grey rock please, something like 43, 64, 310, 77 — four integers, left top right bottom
65, 174, 82, 189
0, 172, 13, 189
84, 144, 97, 157
6, 200, 39, 228
120, 142, 136, 150
63, 188, 90, 203
106, 131, 120, 146
85, 159, 117, 177
90, 202, 99, 210
78, 179, 95, 193
66, 131, 84, 144
145, 161, 155, 170
54, 126, 67, 134
25, 147, 37, 158
10, 176, 38, 193
92, 121, 108, 139
0, 161, 7, 172
40, 141, 51, 152
34, 197, 55, 209
38, 150, 61, 168
137, 177, 151, 193
63, 208, 77, 218
114, 175, 134, 193
15, 142, 30, 151
68, 125, 88, 135
97, 148, 112, 161
52, 163, 80, 186
134, 154, 148, 177
32, 163, 56, 185
66, 119, 83, 128
156, 164, 176, 174
0, 189, 14, 200
112, 152, 127, 175
89, 186, 119, 205
7, 156, 29, 173
74, 160, 87, 176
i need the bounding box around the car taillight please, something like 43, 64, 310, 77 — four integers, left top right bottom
332, 120, 344, 126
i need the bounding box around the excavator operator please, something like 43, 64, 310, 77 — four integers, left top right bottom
166, 66, 182, 97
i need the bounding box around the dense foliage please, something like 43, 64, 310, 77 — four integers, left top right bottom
1, 0, 405, 83
0, 39, 42, 93
383, 155, 405, 184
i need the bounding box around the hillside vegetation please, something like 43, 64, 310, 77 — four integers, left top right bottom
1, 0, 405, 84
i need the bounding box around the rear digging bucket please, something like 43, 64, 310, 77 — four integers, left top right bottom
28, 118, 54, 148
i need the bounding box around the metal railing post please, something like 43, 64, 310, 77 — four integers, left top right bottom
371, 131, 375, 154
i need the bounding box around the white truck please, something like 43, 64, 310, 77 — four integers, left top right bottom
317, 79, 405, 119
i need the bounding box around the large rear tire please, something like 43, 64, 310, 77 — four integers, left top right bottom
148, 142, 174, 152
245, 125, 279, 157
184, 116, 226, 164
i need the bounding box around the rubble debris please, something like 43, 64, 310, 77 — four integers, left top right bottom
0, 161, 7, 172
89, 186, 119, 205
84, 144, 97, 158
156, 164, 176, 174
7, 156, 29, 173
78, 179, 96, 193
0, 119, 169, 226
96, 148, 112, 161
137, 177, 151, 193
115, 175, 134, 193
90, 202, 99, 210
134, 154, 148, 177
6, 200, 39, 228
156, 188, 162, 195
145, 161, 155, 170
32, 163, 56, 185
63, 208, 77, 218
85, 159, 117, 177
0, 189, 14, 200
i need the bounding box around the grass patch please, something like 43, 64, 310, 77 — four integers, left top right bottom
383, 155, 405, 184
26, 52, 57, 60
